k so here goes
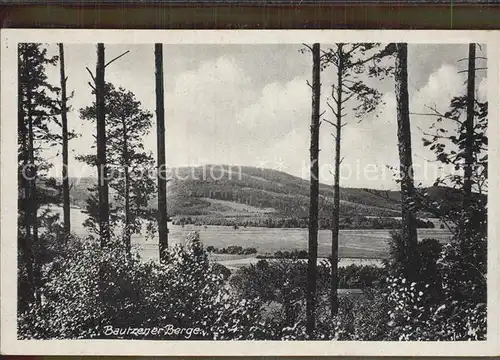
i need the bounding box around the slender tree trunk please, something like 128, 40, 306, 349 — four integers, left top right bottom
18, 52, 35, 305
306, 42, 320, 336
96, 43, 110, 246
155, 43, 169, 262
331, 45, 342, 317
394, 43, 418, 278
463, 43, 476, 208
121, 117, 131, 256
59, 43, 71, 241
27, 96, 40, 305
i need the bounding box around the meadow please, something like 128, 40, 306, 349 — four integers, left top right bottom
44, 205, 453, 265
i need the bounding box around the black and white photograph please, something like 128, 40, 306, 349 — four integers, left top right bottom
1, 30, 498, 356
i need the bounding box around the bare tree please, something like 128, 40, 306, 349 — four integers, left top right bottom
58, 43, 71, 240
155, 43, 169, 262
306, 42, 321, 336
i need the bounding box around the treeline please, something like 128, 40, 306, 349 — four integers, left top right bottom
172, 215, 435, 229
206, 245, 257, 255
257, 249, 309, 259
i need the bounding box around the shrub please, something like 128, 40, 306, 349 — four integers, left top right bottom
207, 245, 257, 255
383, 202, 487, 340
337, 265, 388, 289
18, 232, 264, 340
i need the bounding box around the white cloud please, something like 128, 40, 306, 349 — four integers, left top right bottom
41, 45, 487, 192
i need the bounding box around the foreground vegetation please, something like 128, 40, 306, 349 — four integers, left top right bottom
18, 216, 486, 340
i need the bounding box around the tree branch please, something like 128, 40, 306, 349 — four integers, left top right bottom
86, 67, 96, 83
343, 44, 363, 58
105, 50, 130, 68
417, 126, 451, 140
326, 102, 338, 118
458, 67, 487, 74
302, 43, 313, 52
410, 105, 461, 123
457, 56, 487, 62
342, 90, 357, 104
323, 118, 337, 128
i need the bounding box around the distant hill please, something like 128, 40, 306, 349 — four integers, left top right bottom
60, 165, 478, 221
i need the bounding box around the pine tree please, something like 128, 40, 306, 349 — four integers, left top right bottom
96, 43, 110, 246
58, 43, 71, 240
394, 43, 418, 278
84, 44, 130, 247
306, 42, 321, 336
78, 84, 157, 255
155, 43, 169, 262
322, 43, 385, 315
463, 43, 476, 208
18, 43, 60, 308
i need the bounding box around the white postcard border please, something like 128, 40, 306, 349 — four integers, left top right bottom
1, 29, 499, 356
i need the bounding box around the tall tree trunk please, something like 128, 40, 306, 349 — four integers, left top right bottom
331, 45, 342, 317
59, 43, 71, 241
394, 43, 418, 278
306, 42, 320, 336
155, 43, 169, 262
27, 97, 40, 305
18, 50, 35, 308
463, 43, 476, 208
96, 43, 110, 246
121, 116, 131, 256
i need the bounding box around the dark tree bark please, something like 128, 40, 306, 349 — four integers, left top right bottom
394, 43, 418, 278
25, 83, 38, 305
121, 116, 131, 256
306, 42, 320, 336
330, 45, 343, 317
26, 87, 41, 305
18, 49, 35, 307
463, 43, 476, 208
96, 43, 110, 246
58, 43, 71, 241
155, 43, 169, 261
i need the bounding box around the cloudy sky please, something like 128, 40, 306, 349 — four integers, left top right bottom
42, 43, 487, 190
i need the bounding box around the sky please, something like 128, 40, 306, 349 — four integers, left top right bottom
41, 43, 487, 190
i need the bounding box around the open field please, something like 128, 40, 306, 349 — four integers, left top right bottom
202, 198, 277, 215
42, 205, 453, 265
133, 225, 452, 262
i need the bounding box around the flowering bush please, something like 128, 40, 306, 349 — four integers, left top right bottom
384, 212, 486, 341
385, 275, 486, 341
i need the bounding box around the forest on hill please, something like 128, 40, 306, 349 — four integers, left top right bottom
38, 166, 478, 229
64, 166, 473, 218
